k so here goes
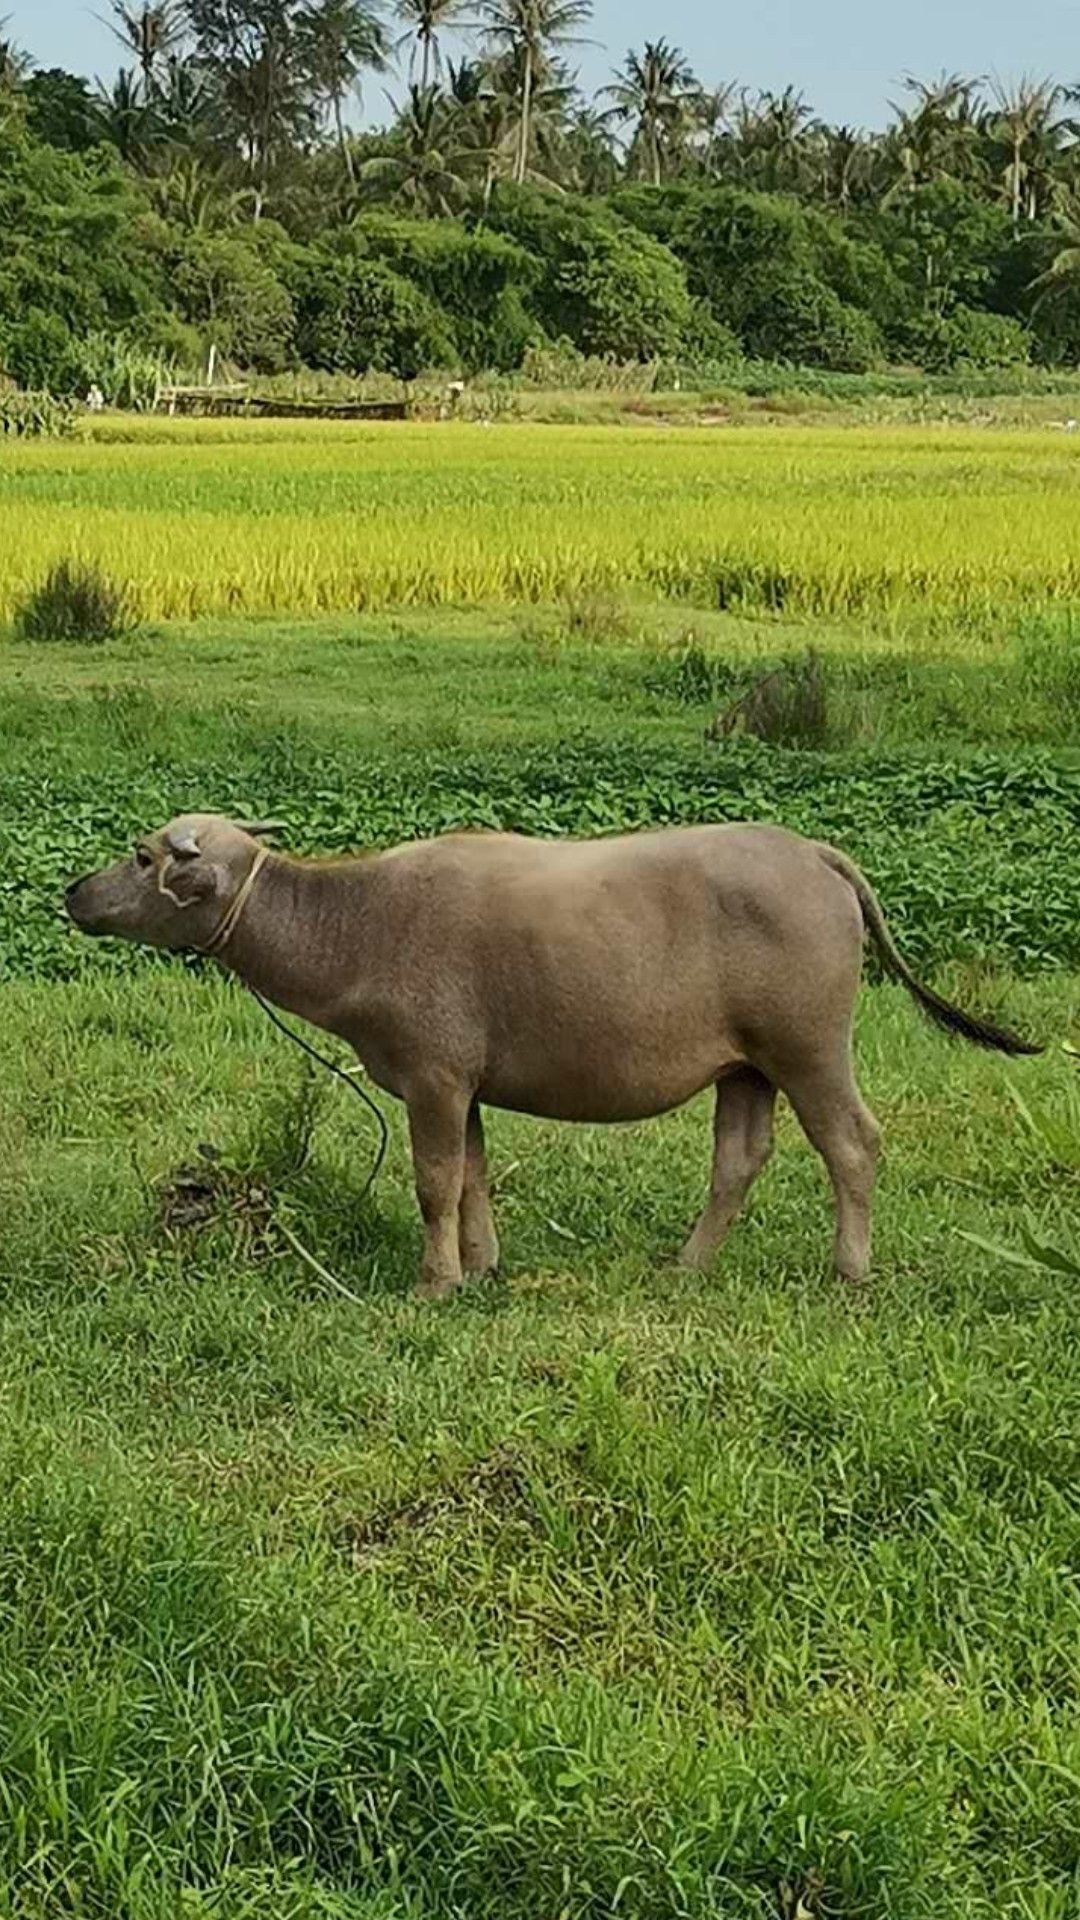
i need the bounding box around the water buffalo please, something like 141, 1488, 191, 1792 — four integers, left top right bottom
66, 815, 1038, 1298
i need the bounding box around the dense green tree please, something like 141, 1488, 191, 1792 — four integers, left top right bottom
8, 13, 1080, 382
0, 119, 168, 383
486, 184, 691, 357
24, 69, 101, 151
294, 238, 453, 374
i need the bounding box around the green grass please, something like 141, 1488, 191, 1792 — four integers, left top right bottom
1, 604, 1079, 1915
1, 968, 1079, 1918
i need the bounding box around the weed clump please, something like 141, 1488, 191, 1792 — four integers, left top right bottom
707, 651, 830, 749
14, 559, 136, 646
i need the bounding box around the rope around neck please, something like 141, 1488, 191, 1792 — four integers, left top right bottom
201, 844, 269, 956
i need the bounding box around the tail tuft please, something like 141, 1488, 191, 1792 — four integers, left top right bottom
907, 979, 1043, 1056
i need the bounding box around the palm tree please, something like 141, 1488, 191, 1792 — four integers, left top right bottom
0, 17, 32, 91
474, 0, 592, 186
148, 152, 256, 226
989, 77, 1066, 229
691, 81, 736, 179
94, 66, 159, 161
301, 0, 387, 179
563, 102, 617, 192
156, 51, 218, 148
445, 55, 513, 201
394, 0, 464, 92
603, 40, 700, 186
362, 80, 475, 210
104, 2, 186, 95
884, 71, 983, 196
821, 124, 875, 209
1029, 193, 1080, 306
753, 85, 819, 192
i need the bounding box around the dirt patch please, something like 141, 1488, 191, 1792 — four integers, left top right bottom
342, 1446, 533, 1566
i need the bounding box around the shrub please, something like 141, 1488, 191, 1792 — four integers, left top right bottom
2, 308, 73, 391
911, 305, 1032, 372
56, 331, 174, 408
295, 253, 454, 381
487, 187, 692, 361
677, 301, 744, 369
644, 636, 739, 707
707, 653, 831, 749
14, 560, 137, 645
520, 339, 659, 391
742, 278, 884, 372
560, 590, 632, 643
355, 215, 539, 372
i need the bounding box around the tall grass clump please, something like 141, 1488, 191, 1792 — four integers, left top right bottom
714, 651, 831, 749
14, 559, 136, 646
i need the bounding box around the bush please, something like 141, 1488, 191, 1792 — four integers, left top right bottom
14, 561, 137, 646
295, 252, 454, 381
706, 653, 831, 749
355, 215, 539, 372
678, 301, 744, 369
519, 339, 660, 391
57, 331, 174, 408
742, 277, 884, 372
487, 187, 692, 361
2, 308, 73, 391
907, 305, 1032, 372
168, 231, 296, 373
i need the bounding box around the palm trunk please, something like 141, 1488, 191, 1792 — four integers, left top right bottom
420, 32, 431, 93
515, 46, 532, 186
650, 119, 660, 187
334, 88, 354, 182
1011, 136, 1021, 234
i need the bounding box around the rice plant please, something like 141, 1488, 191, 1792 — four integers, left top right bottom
3, 421, 1080, 623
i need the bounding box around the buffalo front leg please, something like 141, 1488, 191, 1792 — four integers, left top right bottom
678, 1068, 776, 1271
407, 1084, 470, 1301
460, 1103, 500, 1276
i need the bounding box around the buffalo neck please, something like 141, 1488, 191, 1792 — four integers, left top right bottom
212, 851, 381, 1029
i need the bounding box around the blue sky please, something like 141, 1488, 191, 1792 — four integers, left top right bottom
7, 0, 1079, 127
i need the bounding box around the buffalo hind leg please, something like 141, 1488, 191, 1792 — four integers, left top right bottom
786, 1063, 881, 1285
459, 1103, 500, 1276
407, 1083, 470, 1301
679, 1068, 776, 1271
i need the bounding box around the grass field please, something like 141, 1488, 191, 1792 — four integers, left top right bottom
5, 420, 1080, 621
1, 419, 1080, 1916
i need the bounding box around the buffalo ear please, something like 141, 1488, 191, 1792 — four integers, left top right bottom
165, 827, 201, 858
236, 819, 285, 838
